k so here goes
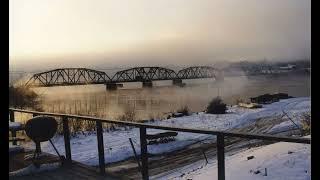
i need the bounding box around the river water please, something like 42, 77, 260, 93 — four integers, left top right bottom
31, 74, 309, 121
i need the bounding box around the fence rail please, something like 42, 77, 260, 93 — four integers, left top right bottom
9, 108, 311, 180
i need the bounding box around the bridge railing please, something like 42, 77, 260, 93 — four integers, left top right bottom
9, 108, 310, 180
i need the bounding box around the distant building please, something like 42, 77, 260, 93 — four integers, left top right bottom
279, 64, 296, 70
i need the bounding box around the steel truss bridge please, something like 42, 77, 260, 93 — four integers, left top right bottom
25, 66, 222, 89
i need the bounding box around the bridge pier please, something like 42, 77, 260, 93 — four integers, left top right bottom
142, 81, 153, 88
106, 83, 123, 90
106, 83, 117, 90
172, 79, 185, 87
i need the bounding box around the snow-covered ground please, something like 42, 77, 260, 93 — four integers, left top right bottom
23, 97, 310, 166
9, 163, 61, 177
9, 121, 22, 129
163, 137, 310, 180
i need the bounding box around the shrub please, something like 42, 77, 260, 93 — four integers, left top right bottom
9, 85, 42, 111
236, 98, 245, 104
177, 105, 190, 116
71, 118, 83, 135
206, 97, 227, 114
118, 106, 136, 122
301, 111, 311, 135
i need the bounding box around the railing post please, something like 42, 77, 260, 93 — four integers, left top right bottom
33, 113, 42, 153
96, 121, 105, 174
140, 127, 149, 180
9, 110, 17, 145
217, 134, 225, 180
62, 116, 72, 162
9, 110, 14, 122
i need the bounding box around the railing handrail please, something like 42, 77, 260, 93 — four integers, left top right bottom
9, 108, 310, 144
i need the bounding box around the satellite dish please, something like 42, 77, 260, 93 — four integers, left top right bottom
25, 116, 57, 143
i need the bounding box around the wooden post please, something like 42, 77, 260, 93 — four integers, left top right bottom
32, 113, 42, 153
201, 149, 209, 165
9, 110, 17, 145
264, 168, 267, 176
96, 121, 105, 174
140, 127, 149, 180
63, 116, 72, 162
9, 110, 14, 122
217, 134, 225, 180
35, 142, 41, 154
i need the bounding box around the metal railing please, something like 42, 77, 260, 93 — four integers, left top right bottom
9, 108, 311, 180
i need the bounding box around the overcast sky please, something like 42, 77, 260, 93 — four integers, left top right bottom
9, 0, 310, 70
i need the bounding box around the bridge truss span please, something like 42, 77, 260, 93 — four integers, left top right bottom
24, 66, 222, 87
111, 67, 177, 82
177, 66, 217, 80
25, 68, 111, 87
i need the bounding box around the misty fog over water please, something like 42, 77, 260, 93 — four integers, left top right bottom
29, 74, 310, 121
10, 0, 310, 122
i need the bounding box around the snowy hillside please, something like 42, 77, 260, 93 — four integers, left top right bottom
23, 97, 310, 166
165, 137, 310, 180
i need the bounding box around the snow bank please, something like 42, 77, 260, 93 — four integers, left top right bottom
9, 145, 24, 154
23, 97, 310, 166
9, 162, 61, 177
169, 139, 310, 180
9, 122, 22, 129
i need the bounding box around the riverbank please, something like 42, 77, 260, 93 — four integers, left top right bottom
22, 97, 310, 167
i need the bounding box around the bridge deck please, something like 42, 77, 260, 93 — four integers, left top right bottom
9, 151, 124, 180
